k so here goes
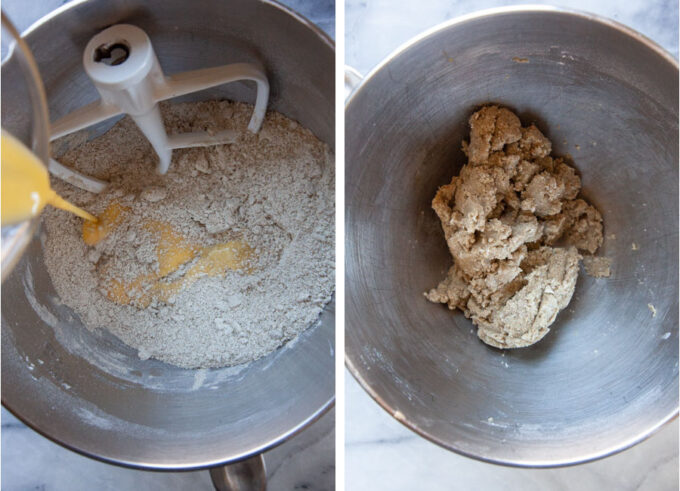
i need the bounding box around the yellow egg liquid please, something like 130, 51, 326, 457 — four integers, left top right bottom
1, 131, 96, 226
84, 200, 255, 308
1, 130, 252, 307
82, 201, 129, 246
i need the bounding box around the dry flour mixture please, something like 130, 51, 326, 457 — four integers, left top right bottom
43, 101, 334, 369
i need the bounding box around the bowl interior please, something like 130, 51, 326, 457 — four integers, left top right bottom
346, 8, 678, 466
2, 0, 334, 469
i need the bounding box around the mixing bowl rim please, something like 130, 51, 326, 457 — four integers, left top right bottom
345, 4, 679, 109
2, 397, 335, 471
3, 0, 336, 471
19, 0, 335, 53
345, 4, 679, 468
345, 357, 678, 468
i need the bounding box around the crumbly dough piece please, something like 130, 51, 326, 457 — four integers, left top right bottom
425, 106, 605, 348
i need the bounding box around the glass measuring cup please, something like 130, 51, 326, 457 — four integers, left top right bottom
1, 12, 51, 281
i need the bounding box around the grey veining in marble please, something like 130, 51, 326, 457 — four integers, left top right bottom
345, 1, 678, 490
1, 1, 334, 490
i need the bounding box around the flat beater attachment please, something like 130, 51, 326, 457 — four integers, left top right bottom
49, 24, 269, 192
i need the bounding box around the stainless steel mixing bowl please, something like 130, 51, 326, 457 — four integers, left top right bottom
2, 0, 334, 470
346, 6, 678, 467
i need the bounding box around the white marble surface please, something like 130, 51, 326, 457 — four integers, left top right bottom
1, 1, 334, 490
345, 1, 678, 490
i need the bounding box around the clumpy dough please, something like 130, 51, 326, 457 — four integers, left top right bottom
425, 106, 605, 348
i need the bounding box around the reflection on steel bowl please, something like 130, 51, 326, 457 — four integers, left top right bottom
346, 6, 678, 467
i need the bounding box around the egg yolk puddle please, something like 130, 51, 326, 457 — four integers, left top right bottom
1, 131, 96, 226
83, 203, 255, 308
82, 201, 130, 246
144, 220, 201, 276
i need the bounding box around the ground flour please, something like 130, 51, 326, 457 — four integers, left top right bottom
43, 100, 334, 368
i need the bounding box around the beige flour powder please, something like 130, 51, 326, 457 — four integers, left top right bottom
425, 106, 606, 349
43, 100, 334, 368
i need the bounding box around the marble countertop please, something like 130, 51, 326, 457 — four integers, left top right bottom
345, 1, 678, 490
1, 1, 334, 491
